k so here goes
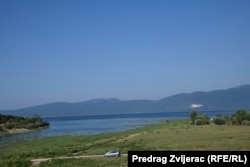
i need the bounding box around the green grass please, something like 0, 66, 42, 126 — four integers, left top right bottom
39, 157, 128, 167
0, 119, 250, 167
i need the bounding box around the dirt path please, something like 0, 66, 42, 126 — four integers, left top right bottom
31, 154, 128, 166
31, 133, 138, 166
31, 132, 139, 166
115, 131, 147, 142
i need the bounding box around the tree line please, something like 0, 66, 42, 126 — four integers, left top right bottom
0, 114, 49, 131
190, 109, 250, 125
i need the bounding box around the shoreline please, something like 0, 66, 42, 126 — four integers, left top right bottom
0, 128, 35, 136
0, 126, 49, 137
1, 119, 250, 166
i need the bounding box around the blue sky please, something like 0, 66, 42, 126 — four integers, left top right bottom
1, 0, 250, 110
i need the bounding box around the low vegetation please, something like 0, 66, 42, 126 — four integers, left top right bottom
190, 109, 250, 125
0, 111, 250, 167
0, 114, 49, 135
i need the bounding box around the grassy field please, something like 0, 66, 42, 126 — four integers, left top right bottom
0, 119, 250, 167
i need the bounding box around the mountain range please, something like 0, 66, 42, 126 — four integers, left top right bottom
1, 84, 250, 117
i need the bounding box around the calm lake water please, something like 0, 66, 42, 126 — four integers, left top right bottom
0, 110, 235, 146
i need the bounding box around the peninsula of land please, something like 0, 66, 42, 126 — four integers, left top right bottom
0, 114, 49, 136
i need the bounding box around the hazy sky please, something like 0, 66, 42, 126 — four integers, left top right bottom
1, 0, 250, 110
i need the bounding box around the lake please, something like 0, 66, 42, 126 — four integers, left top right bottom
0, 110, 235, 146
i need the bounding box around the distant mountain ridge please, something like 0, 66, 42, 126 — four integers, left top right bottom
1, 85, 250, 117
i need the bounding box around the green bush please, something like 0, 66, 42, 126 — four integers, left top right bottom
195, 119, 202, 125
4, 123, 15, 129
190, 111, 197, 125
231, 110, 250, 125
6, 158, 31, 167
242, 120, 250, 126
213, 117, 225, 125
194, 114, 209, 125
0, 126, 5, 132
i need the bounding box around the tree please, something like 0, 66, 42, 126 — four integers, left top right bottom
201, 114, 209, 125
231, 110, 250, 125
224, 115, 230, 125
190, 111, 197, 125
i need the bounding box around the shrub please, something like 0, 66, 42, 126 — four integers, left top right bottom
213, 117, 225, 125
194, 114, 209, 125
0, 126, 5, 132
6, 158, 32, 167
202, 114, 210, 125
195, 119, 202, 125
242, 120, 250, 126
231, 110, 250, 125
4, 123, 15, 129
